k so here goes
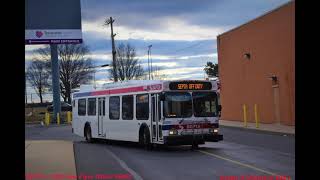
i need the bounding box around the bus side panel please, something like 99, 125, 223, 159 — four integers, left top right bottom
72, 99, 84, 137
106, 121, 135, 142
104, 95, 141, 143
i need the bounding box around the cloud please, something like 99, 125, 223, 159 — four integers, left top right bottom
80, 0, 290, 31
142, 62, 178, 68
82, 18, 227, 41
85, 53, 112, 61
25, 45, 46, 52
26, 0, 291, 98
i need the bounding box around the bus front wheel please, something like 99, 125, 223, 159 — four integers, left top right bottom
191, 142, 199, 150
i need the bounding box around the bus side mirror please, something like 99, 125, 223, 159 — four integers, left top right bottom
217, 105, 222, 111
159, 94, 165, 101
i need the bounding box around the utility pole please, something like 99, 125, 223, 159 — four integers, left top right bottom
50, 44, 61, 123
104, 17, 118, 82
150, 45, 153, 80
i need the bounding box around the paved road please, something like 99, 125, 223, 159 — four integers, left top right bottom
25, 124, 295, 180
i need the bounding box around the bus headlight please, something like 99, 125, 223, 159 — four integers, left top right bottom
169, 129, 178, 135
209, 128, 218, 134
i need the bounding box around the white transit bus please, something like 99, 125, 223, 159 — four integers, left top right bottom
72, 80, 223, 149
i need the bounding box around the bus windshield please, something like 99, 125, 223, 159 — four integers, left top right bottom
192, 92, 218, 117
164, 92, 192, 118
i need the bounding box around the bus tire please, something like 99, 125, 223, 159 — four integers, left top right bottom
191, 143, 199, 150
84, 125, 93, 143
141, 127, 152, 150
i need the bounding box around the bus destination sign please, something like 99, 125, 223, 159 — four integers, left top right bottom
169, 81, 212, 90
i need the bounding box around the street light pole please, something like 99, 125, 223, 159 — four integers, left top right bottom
94, 71, 96, 89
148, 45, 152, 80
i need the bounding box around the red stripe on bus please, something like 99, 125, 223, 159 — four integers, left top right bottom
90, 86, 148, 96
109, 86, 146, 94
91, 90, 110, 96
77, 84, 162, 97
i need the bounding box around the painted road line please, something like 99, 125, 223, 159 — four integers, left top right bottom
197, 150, 280, 176
105, 147, 144, 180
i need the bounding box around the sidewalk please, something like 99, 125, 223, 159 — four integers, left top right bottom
219, 119, 295, 135
25, 140, 77, 179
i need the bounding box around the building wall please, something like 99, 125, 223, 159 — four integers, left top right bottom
218, 1, 295, 125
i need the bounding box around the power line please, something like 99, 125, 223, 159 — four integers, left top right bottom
160, 41, 207, 55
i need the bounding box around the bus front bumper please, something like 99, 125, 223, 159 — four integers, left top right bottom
163, 134, 223, 145
204, 134, 223, 142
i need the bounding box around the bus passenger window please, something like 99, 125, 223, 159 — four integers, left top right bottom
122, 95, 133, 120
109, 96, 120, 120
136, 94, 149, 120
87, 98, 96, 116
78, 99, 86, 116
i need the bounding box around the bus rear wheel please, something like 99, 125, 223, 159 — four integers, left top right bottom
85, 126, 93, 143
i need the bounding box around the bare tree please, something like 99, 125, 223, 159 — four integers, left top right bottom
33, 44, 94, 104
26, 60, 50, 104
110, 43, 144, 81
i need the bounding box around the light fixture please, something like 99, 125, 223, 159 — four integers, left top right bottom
268, 75, 278, 81
244, 53, 251, 60
169, 129, 178, 135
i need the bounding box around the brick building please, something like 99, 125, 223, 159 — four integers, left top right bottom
217, 1, 295, 125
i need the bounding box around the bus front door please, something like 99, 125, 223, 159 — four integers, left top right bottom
151, 94, 163, 143
98, 97, 105, 137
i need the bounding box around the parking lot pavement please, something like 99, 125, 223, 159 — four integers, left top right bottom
25, 125, 295, 180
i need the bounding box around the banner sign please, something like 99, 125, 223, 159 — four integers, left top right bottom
25, 30, 82, 44
25, 0, 82, 45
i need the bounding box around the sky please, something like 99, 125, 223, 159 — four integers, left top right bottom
25, 0, 291, 103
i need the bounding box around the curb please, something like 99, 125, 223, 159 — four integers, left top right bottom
220, 125, 295, 137
25, 123, 71, 127
25, 121, 42, 124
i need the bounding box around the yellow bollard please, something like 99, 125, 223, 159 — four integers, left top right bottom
44, 112, 49, 126
67, 111, 72, 124
44, 112, 48, 126
243, 104, 247, 127
57, 113, 60, 125
254, 104, 259, 128
47, 112, 50, 126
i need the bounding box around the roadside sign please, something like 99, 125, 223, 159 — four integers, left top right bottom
25, 0, 82, 45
